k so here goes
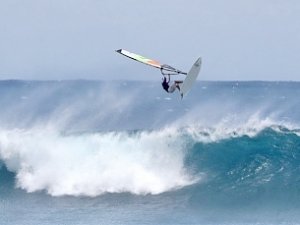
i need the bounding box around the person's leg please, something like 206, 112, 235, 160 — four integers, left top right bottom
168, 82, 177, 93
174, 81, 183, 91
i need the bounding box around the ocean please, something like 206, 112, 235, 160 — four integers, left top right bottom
0, 80, 300, 225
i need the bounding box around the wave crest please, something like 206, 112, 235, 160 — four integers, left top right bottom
0, 128, 195, 196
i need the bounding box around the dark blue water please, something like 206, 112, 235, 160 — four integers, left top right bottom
1, 80, 300, 225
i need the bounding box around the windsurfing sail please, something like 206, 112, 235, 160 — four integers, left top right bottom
116, 49, 187, 75
116, 49, 162, 69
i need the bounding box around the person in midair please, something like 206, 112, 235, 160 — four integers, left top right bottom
161, 74, 182, 93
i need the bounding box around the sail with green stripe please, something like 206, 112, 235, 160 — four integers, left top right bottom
115, 49, 186, 75
116, 49, 162, 69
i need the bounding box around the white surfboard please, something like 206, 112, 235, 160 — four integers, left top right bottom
179, 57, 202, 98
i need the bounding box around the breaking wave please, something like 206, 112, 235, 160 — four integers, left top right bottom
0, 127, 195, 196
1, 115, 299, 197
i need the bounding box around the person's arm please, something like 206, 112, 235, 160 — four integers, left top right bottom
167, 75, 171, 83
162, 76, 166, 82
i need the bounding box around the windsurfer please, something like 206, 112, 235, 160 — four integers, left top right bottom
161, 75, 182, 93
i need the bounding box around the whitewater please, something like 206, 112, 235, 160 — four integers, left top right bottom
1, 80, 300, 225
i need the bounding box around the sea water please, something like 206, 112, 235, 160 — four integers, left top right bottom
0, 80, 300, 225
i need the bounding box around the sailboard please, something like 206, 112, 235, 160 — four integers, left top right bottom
179, 57, 202, 98
116, 49, 201, 98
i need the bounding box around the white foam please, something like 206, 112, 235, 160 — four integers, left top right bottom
181, 113, 283, 143
0, 127, 196, 196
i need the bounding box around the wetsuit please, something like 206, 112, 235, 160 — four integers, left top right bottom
162, 77, 170, 92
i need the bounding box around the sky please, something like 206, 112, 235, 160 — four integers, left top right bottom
0, 0, 299, 81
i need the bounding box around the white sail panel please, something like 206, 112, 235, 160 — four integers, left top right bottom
116, 49, 162, 69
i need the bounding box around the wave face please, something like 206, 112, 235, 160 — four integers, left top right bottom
186, 127, 300, 206
0, 80, 300, 200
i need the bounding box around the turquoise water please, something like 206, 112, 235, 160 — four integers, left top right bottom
0, 80, 300, 225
